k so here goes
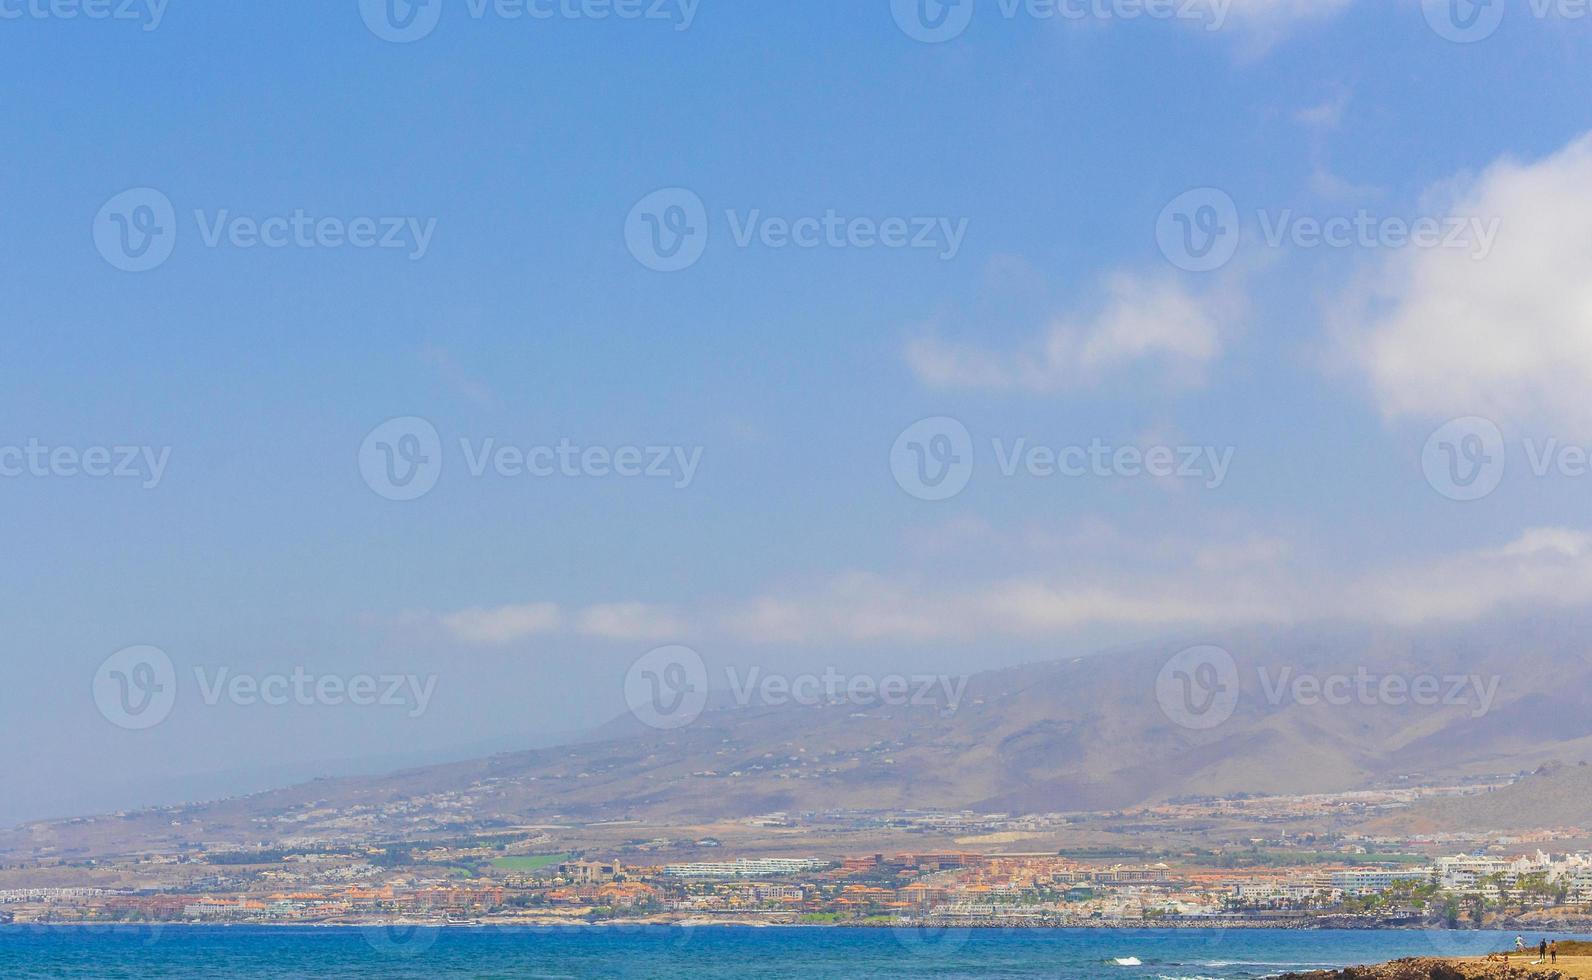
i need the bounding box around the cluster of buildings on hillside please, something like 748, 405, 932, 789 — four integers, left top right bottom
661, 858, 828, 878
10, 849, 1592, 927
1225, 852, 1592, 910
1435, 852, 1592, 899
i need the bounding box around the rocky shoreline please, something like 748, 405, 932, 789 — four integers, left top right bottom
1279, 958, 1564, 979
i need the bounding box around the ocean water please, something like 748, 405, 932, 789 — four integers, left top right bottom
0, 925, 1568, 978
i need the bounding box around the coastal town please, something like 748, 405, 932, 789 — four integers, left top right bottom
8, 801, 1592, 932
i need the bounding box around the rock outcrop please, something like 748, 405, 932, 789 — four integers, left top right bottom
1280, 958, 1562, 980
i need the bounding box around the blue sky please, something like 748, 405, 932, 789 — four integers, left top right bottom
4, 0, 1592, 824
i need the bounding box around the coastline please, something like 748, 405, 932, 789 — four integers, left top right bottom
10, 920, 1592, 933
6, 923, 1583, 980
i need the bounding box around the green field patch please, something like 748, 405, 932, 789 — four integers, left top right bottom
490, 853, 571, 872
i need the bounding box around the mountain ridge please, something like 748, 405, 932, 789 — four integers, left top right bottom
9, 619, 1592, 859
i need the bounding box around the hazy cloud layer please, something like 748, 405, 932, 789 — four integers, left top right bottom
440, 602, 563, 645
436, 601, 684, 645
1355, 527, 1592, 625
424, 527, 1592, 649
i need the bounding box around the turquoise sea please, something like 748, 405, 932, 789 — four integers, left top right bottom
0, 926, 1568, 978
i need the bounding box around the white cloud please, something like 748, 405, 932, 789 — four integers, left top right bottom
574, 602, 686, 641
717, 526, 1592, 644
1352, 527, 1592, 625
718, 574, 964, 644
424, 526, 1592, 650
906, 272, 1238, 393
435, 600, 688, 645
976, 580, 1288, 632
1343, 131, 1592, 436
440, 602, 563, 645
1294, 91, 1350, 130
718, 566, 1292, 646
